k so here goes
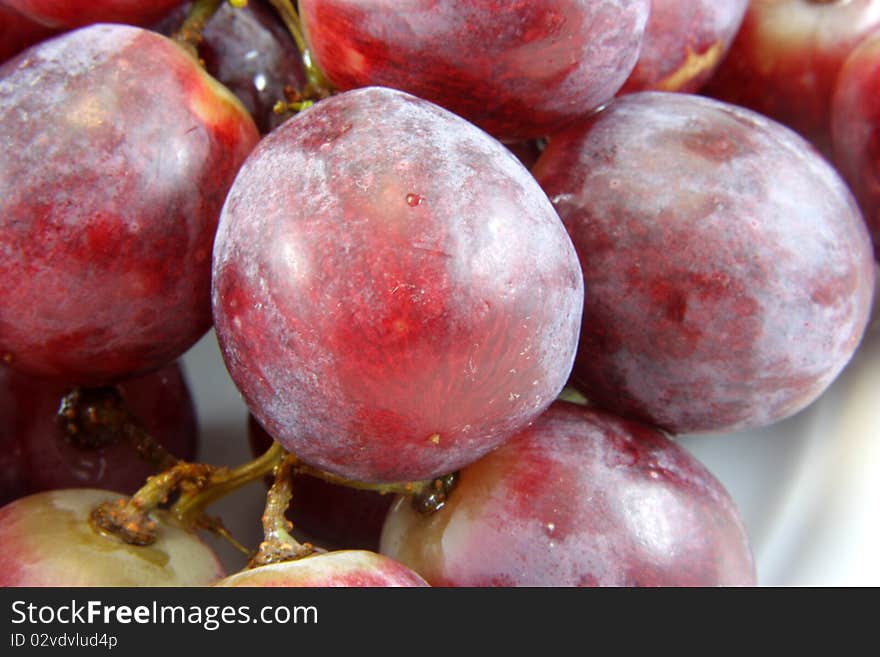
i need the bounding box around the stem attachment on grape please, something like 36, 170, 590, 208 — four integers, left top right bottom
411, 472, 458, 515
90, 462, 214, 545
89, 442, 284, 547
292, 461, 434, 497
274, 448, 454, 505
57, 386, 179, 471
171, 441, 287, 522
557, 385, 589, 406
268, 0, 334, 111
249, 455, 315, 568
172, 0, 224, 62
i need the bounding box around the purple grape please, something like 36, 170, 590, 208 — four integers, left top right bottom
533, 92, 875, 435
381, 402, 757, 586
213, 87, 583, 482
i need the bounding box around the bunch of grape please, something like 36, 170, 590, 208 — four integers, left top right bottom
0, 0, 877, 588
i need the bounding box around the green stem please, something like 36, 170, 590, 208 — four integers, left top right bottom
267, 0, 333, 98
249, 455, 315, 567
196, 514, 254, 557
557, 385, 590, 406
173, 0, 224, 61
172, 441, 287, 522
268, 0, 307, 52
90, 462, 214, 545
91, 442, 285, 549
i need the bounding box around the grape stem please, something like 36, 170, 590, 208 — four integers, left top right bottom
90, 462, 215, 545
58, 386, 179, 472
290, 458, 458, 515
249, 455, 316, 567
89, 442, 284, 547
247, 455, 459, 567
556, 385, 590, 407
172, 0, 224, 62
171, 440, 287, 522
267, 0, 334, 106
196, 514, 253, 556
88, 431, 450, 549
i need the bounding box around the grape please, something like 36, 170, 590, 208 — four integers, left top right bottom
532, 92, 876, 435
0, 363, 197, 506
215, 550, 427, 587
298, 0, 650, 140
619, 0, 747, 94
703, 0, 880, 153
153, 0, 306, 134
213, 86, 584, 483
381, 402, 756, 586
504, 140, 544, 171
832, 32, 880, 258
0, 24, 260, 385
0, 2, 56, 63
249, 416, 391, 551
0, 489, 225, 586
3, 0, 186, 29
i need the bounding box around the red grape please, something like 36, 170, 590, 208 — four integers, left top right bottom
0, 363, 197, 506
213, 86, 583, 483
298, 0, 650, 140
0, 2, 56, 63
153, 0, 306, 134
619, 0, 747, 94
832, 31, 880, 258
3, 0, 186, 28
381, 402, 756, 586
504, 140, 544, 171
215, 550, 428, 587
703, 0, 880, 152
0, 25, 259, 385
0, 489, 225, 586
533, 92, 876, 435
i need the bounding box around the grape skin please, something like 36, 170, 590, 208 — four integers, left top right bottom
0, 362, 198, 506
533, 92, 876, 435
299, 0, 650, 140
832, 33, 880, 259
381, 402, 756, 587
703, 0, 880, 152
0, 24, 259, 385
619, 0, 747, 94
215, 550, 428, 587
213, 86, 584, 483
4, 0, 186, 29
0, 2, 57, 63
0, 489, 225, 586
